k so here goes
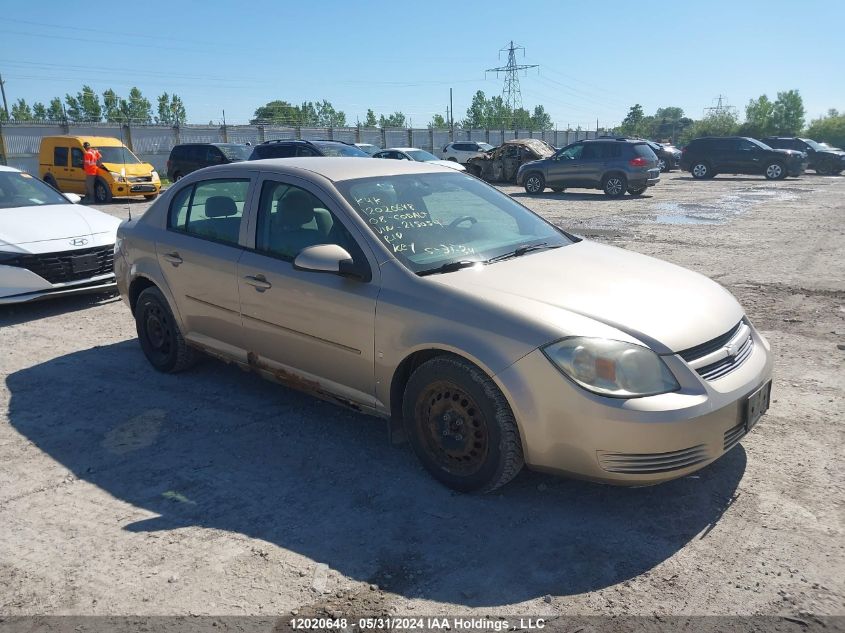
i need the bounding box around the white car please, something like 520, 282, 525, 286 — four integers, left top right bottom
0, 166, 121, 304
372, 147, 466, 171
440, 141, 494, 164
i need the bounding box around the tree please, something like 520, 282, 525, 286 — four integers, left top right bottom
619, 104, 645, 136
11, 98, 33, 121
655, 106, 684, 121
429, 113, 448, 128
680, 110, 739, 145
362, 109, 377, 127
45, 98, 64, 122
64, 85, 101, 122
103, 89, 121, 122
314, 100, 346, 127
121, 87, 152, 123
378, 111, 406, 128
739, 95, 775, 137
156, 93, 187, 125
531, 105, 553, 131
32, 102, 47, 120
250, 100, 299, 125
771, 89, 805, 135
806, 109, 845, 148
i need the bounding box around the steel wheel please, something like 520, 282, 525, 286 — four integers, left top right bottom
658, 158, 667, 172
692, 163, 709, 179
524, 173, 545, 194
414, 380, 489, 477
94, 179, 112, 203
765, 163, 784, 180
603, 175, 626, 197
135, 287, 197, 373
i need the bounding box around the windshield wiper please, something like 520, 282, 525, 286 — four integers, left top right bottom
485, 242, 560, 264
416, 260, 480, 276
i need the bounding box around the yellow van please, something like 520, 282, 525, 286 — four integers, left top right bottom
39, 135, 161, 203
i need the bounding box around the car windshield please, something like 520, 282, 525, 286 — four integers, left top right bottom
406, 150, 440, 162
748, 138, 771, 150
356, 144, 380, 155
799, 138, 824, 151
97, 146, 142, 164
338, 172, 573, 274
216, 144, 252, 160
312, 142, 370, 157
0, 171, 70, 209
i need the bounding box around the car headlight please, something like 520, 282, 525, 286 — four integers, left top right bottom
109, 171, 126, 183
150, 170, 159, 180
542, 337, 680, 398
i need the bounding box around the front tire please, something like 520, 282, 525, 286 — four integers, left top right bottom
524, 172, 545, 194
43, 174, 59, 189
94, 178, 113, 203
603, 174, 627, 197
403, 356, 524, 493
135, 287, 197, 373
144, 193, 159, 200
764, 162, 786, 180
658, 157, 668, 172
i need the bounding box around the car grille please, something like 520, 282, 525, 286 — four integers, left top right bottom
597, 445, 709, 474
4, 245, 114, 284
723, 423, 746, 452
678, 320, 754, 381
128, 175, 152, 183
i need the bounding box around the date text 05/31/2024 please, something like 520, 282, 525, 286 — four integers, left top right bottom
289, 617, 547, 631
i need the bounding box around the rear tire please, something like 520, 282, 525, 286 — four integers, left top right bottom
603, 174, 627, 197
764, 162, 786, 180
691, 162, 712, 179
135, 287, 197, 373
447, 157, 458, 162
403, 356, 524, 493
524, 172, 545, 194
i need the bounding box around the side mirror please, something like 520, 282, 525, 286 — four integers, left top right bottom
293, 244, 370, 281
64, 192, 82, 204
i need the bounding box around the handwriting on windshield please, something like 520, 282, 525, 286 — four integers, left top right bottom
355, 195, 476, 258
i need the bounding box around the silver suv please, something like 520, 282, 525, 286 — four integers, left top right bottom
517, 138, 661, 197
440, 141, 494, 164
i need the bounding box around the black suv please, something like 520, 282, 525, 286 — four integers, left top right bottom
517, 137, 660, 197
166, 143, 252, 181
761, 137, 844, 176
248, 139, 370, 160
680, 136, 807, 180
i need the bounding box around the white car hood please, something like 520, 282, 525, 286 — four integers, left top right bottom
431, 240, 744, 353
0, 203, 120, 250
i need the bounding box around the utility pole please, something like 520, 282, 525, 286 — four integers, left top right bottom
485, 41, 538, 116
0, 73, 9, 120
449, 88, 453, 132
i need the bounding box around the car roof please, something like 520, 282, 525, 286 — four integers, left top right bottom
222, 157, 455, 182
43, 135, 125, 147
0, 165, 22, 173
383, 147, 420, 152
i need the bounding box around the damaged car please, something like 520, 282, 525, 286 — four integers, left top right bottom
465, 139, 555, 183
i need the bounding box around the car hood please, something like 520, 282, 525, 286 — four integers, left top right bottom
427, 160, 465, 171
772, 149, 805, 159
0, 203, 120, 248
429, 240, 743, 353
101, 162, 155, 176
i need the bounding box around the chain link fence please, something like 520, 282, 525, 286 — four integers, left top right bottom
0, 122, 601, 176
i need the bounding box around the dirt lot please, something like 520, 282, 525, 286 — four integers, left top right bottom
1, 172, 843, 619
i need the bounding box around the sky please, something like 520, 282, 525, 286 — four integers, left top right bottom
1, 0, 843, 129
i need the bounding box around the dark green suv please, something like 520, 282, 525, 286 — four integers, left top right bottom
517, 138, 660, 197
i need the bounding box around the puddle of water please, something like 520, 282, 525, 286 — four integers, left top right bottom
655, 213, 721, 225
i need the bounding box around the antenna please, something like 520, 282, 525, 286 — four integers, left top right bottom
485, 41, 539, 120
116, 115, 132, 221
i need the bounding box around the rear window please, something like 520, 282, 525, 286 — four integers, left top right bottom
254, 144, 296, 159
215, 144, 252, 161
632, 143, 658, 159
312, 142, 369, 157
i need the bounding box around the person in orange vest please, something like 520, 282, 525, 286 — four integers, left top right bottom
82, 141, 103, 201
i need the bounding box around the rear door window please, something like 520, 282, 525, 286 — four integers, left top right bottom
581, 144, 602, 160
53, 146, 68, 167
168, 178, 251, 246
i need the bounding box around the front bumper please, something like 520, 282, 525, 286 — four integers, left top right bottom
788, 160, 809, 177
0, 271, 116, 304
494, 325, 773, 485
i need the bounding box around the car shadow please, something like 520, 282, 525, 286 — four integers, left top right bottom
0, 292, 121, 327
511, 191, 654, 201
6, 341, 747, 607
674, 176, 795, 182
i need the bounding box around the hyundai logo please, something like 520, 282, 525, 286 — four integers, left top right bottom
69, 238, 89, 247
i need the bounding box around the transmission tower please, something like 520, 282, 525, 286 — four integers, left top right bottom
704, 94, 737, 117
486, 41, 538, 113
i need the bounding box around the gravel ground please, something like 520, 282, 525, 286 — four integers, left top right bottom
0, 172, 843, 619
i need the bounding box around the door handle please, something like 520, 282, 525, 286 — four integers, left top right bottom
244, 274, 272, 291
163, 252, 183, 266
